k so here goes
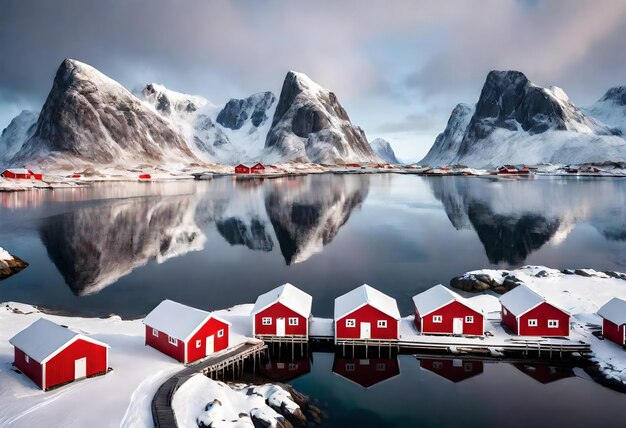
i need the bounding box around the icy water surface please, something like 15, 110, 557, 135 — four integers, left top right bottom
1, 174, 626, 317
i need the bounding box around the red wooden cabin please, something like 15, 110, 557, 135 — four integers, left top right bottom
419, 358, 484, 383
1, 168, 39, 180
598, 298, 626, 347
334, 284, 400, 343
138, 173, 151, 181
71, 173, 82, 179
332, 356, 400, 388
28, 169, 43, 180
500, 284, 570, 336
144, 300, 231, 364
251, 283, 312, 340
251, 163, 266, 173
10, 318, 109, 391
412, 284, 484, 336
234, 164, 250, 174
497, 165, 518, 174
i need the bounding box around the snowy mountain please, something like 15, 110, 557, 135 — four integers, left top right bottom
584, 86, 626, 137
369, 138, 400, 164
265, 71, 380, 164
0, 110, 38, 165
420, 70, 626, 167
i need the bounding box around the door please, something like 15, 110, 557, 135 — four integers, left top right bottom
453, 318, 463, 335
74, 357, 87, 380
360, 322, 371, 339
206, 335, 214, 355
276, 318, 286, 336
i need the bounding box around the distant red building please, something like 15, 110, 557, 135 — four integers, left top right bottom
235, 164, 250, 174
419, 358, 484, 383
138, 173, 151, 180
334, 284, 400, 343
251, 163, 266, 173
10, 318, 110, 391
412, 284, 484, 336
144, 300, 231, 364
332, 356, 400, 388
500, 284, 570, 336
1, 168, 42, 180
497, 165, 531, 175
598, 298, 626, 347
251, 283, 312, 340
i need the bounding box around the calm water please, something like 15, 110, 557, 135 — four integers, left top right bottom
1, 174, 625, 318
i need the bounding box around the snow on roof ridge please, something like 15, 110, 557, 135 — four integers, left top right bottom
598, 297, 626, 325
334, 284, 400, 321
251, 283, 313, 318
499, 283, 569, 316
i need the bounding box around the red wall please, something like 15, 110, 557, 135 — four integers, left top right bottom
518, 303, 570, 336
254, 302, 308, 337
603, 319, 625, 346
415, 301, 484, 335
2, 170, 32, 179
187, 317, 230, 363
251, 164, 265, 173
332, 357, 400, 388
235, 165, 250, 174
335, 305, 399, 340
45, 339, 108, 390
14, 347, 44, 389
501, 305, 519, 334
420, 358, 484, 383
145, 325, 185, 363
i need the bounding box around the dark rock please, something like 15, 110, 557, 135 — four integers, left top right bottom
216, 217, 274, 252
574, 269, 593, 277
0, 253, 28, 280
562, 269, 575, 275
502, 278, 520, 291
217, 92, 276, 130
535, 270, 549, 278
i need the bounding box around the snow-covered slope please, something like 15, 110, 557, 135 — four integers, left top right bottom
420, 70, 626, 167
0, 110, 38, 166
421, 103, 473, 166
13, 59, 200, 168
369, 138, 400, 164
265, 71, 380, 164
584, 86, 626, 137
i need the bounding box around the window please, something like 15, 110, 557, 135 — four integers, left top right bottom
346, 319, 356, 327
152, 328, 159, 337
196, 339, 201, 348
262, 317, 272, 325
465, 316, 474, 323
345, 363, 356, 372
25, 354, 29, 363
433, 361, 442, 369
288, 317, 299, 326
377, 320, 387, 328
464, 362, 473, 372
376, 363, 386, 371
548, 320, 559, 328
433, 315, 443, 323
218, 329, 225, 338
288, 363, 299, 371
528, 319, 538, 327
168, 336, 178, 346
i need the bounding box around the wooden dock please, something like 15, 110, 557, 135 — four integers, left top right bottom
151, 340, 267, 428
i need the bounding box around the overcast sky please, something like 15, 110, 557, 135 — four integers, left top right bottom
1, 0, 625, 160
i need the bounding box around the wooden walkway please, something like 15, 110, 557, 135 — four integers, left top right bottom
151, 341, 267, 428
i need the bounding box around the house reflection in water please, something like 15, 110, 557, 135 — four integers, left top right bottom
513, 363, 575, 384
332, 355, 400, 389
258, 347, 312, 382
418, 358, 484, 383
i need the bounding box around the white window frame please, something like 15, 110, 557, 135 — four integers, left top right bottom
25, 354, 30, 363
345, 363, 356, 372
465, 316, 474, 323
346, 319, 356, 328
217, 329, 225, 338
262, 317, 272, 326
433, 315, 443, 323
377, 320, 387, 328
196, 339, 201, 348
547, 319, 559, 328
168, 336, 178, 346
528, 319, 538, 327
153, 328, 159, 337
288, 317, 299, 326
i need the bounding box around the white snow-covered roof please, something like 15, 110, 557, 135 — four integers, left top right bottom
412, 284, 483, 317
499, 284, 568, 316
598, 297, 626, 325
3, 168, 30, 174
334, 284, 401, 321
143, 300, 230, 342
251, 283, 312, 318
9, 318, 109, 363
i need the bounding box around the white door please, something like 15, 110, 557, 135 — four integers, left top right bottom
360, 322, 371, 339
74, 357, 87, 380
206, 335, 214, 355
453, 318, 463, 335
276, 318, 286, 336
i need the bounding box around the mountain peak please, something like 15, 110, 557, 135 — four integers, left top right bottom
599, 86, 626, 105
370, 138, 400, 164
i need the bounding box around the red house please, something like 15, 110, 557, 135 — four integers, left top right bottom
332, 356, 400, 388
334, 284, 401, 343
144, 300, 231, 364
28, 169, 43, 180
1, 168, 39, 180
412, 284, 484, 336
251, 283, 312, 340
500, 284, 570, 337
419, 358, 484, 383
9, 318, 109, 391
598, 298, 626, 347
251, 163, 266, 173
234, 164, 250, 174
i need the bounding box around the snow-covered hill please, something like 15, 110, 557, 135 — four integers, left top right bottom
584, 86, 626, 137
265, 71, 380, 164
0, 111, 38, 166
420, 71, 626, 167
369, 138, 400, 164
